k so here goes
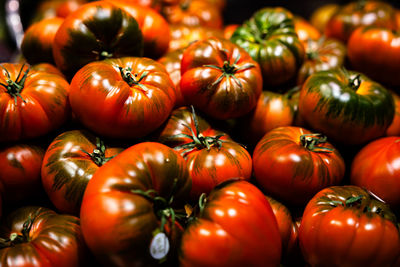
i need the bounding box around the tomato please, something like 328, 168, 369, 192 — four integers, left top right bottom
223, 24, 239, 40
237, 90, 297, 145
0, 206, 88, 267
168, 24, 223, 52
31, 0, 87, 22
0, 144, 44, 203
180, 37, 262, 120
297, 37, 346, 85
105, 0, 171, 59
158, 48, 185, 107
55, 0, 86, 18
299, 185, 400, 267
31, 63, 64, 77
325, 0, 397, 42
351, 136, 400, 209
161, 0, 223, 29
231, 7, 305, 86
69, 57, 176, 139
179, 180, 281, 267
52, 1, 143, 79
386, 90, 400, 136
347, 26, 400, 87
309, 4, 339, 33
294, 16, 321, 45
21, 17, 64, 65
265, 195, 298, 260
41, 130, 122, 215
0, 63, 70, 142
80, 142, 191, 266
253, 126, 345, 206
299, 68, 395, 145
158, 106, 252, 199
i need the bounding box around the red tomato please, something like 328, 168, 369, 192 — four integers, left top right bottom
21, 17, 64, 65
158, 106, 252, 199
69, 57, 176, 139
347, 26, 400, 87
0, 206, 88, 267
294, 16, 321, 45
105, 0, 171, 59
300, 185, 400, 267
0, 144, 44, 203
351, 136, 400, 209
180, 37, 262, 120
223, 24, 239, 40
41, 130, 123, 215
386, 90, 400, 136
0, 63, 70, 142
253, 126, 345, 206
80, 142, 191, 266
179, 180, 282, 267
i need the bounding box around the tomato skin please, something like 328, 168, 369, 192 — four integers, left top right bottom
80, 142, 191, 266
238, 90, 296, 145
179, 180, 281, 267
299, 185, 400, 267
21, 17, 64, 65
31, 0, 86, 22
168, 24, 223, 52
0, 144, 44, 203
348, 26, 400, 87
231, 7, 305, 86
31, 63, 64, 77
159, 106, 252, 199
309, 4, 339, 33
69, 57, 176, 139
158, 48, 185, 107
52, 1, 143, 79
41, 130, 122, 215
386, 91, 400, 136
162, 0, 223, 29
180, 37, 262, 120
351, 136, 400, 209
0, 206, 88, 267
0, 63, 70, 142
297, 37, 346, 85
105, 1, 171, 59
294, 16, 321, 45
325, 1, 397, 42
223, 24, 239, 40
299, 69, 394, 145
253, 126, 345, 206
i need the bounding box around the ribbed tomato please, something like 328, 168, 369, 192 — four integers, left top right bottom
69, 57, 176, 139
179, 180, 281, 267
253, 126, 345, 206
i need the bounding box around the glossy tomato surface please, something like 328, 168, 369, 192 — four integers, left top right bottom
299, 68, 394, 145
80, 142, 191, 266
69, 57, 176, 139
179, 180, 282, 267
41, 130, 123, 215
0, 63, 70, 142
180, 37, 262, 120
300, 185, 400, 267
253, 126, 345, 206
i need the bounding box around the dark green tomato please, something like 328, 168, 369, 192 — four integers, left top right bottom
52, 1, 143, 80
41, 130, 122, 215
299, 69, 395, 145
80, 142, 191, 267
0, 206, 87, 267
231, 7, 305, 86
300, 185, 400, 267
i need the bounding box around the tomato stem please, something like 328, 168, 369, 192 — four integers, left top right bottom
0, 64, 29, 105
0, 215, 35, 248
81, 137, 115, 167
119, 66, 149, 91
300, 133, 333, 153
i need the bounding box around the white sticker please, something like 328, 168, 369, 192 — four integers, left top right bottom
150, 232, 170, 260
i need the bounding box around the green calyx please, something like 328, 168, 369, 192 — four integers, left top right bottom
0, 64, 30, 105
119, 66, 149, 91
81, 137, 115, 167
300, 133, 333, 153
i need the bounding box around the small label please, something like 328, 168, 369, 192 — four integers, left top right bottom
150, 232, 170, 260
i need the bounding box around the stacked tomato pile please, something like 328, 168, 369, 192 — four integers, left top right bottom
1, 0, 400, 266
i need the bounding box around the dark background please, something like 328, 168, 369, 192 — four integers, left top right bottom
1, 0, 400, 62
